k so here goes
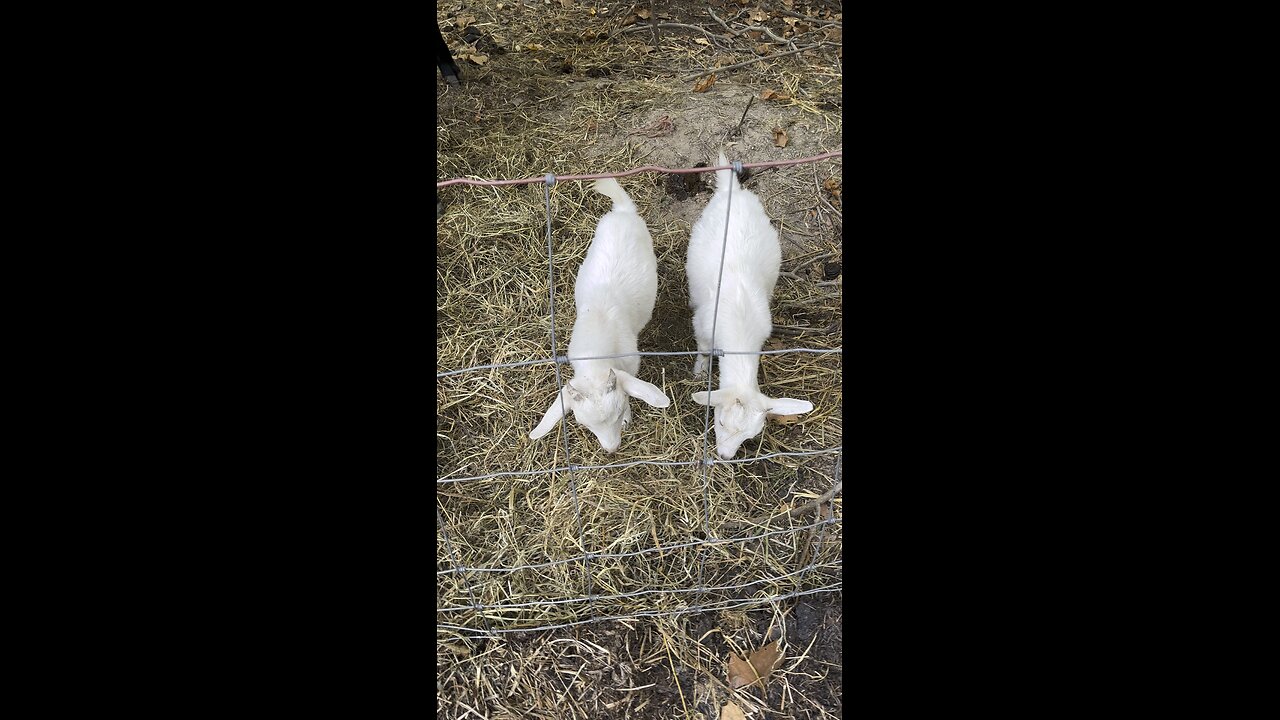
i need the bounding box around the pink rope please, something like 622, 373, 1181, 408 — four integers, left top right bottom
435, 150, 842, 188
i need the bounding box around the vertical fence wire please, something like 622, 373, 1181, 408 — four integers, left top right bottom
697, 161, 737, 594
437, 506, 493, 636
543, 177, 596, 620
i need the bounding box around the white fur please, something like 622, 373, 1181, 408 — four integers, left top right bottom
687, 151, 813, 459
529, 178, 670, 453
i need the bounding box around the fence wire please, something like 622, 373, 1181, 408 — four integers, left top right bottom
437, 152, 843, 637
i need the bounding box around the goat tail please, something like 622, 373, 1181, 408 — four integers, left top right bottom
714, 149, 739, 194
591, 178, 637, 213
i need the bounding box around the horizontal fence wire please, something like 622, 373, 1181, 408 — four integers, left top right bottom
437, 585, 844, 637
438, 558, 841, 612
437, 151, 843, 637
437, 515, 842, 576
436, 348, 843, 379
437, 446, 843, 484
436, 151, 842, 188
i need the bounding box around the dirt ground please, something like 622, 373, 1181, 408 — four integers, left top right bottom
437, 1, 842, 717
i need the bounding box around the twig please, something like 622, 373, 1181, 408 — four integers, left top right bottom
681, 43, 827, 81
769, 323, 837, 336
815, 278, 841, 287
729, 95, 755, 139
790, 251, 836, 267
723, 480, 843, 532
818, 194, 842, 219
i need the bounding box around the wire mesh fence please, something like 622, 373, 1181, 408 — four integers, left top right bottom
437, 152, 842, 638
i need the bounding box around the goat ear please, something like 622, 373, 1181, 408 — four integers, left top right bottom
605, 369, 617, 394
691, 389, 733, 407
566, 382, 586, 404
615, 370, 670, 408
766, 397, 813, 415
530, 391, 573, 440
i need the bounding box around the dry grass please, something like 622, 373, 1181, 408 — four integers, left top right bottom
437, 1, 842, 717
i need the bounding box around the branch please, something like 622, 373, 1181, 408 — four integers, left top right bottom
709, 7, 793, 47
681, 43, 828, 81
707, 8, 742, 37
612, 22, 730, 49
778, 9, 843, 27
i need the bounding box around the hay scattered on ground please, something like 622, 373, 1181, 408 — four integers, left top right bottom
438, 1, 842, 717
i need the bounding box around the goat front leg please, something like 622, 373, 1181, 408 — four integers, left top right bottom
692, 334, 711, 378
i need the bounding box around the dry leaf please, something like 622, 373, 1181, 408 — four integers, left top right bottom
727, 640, 785, 689
768, 414, 801, 425
695, 37, 711, 45
623, 13, 638, 24
749, 640, 784, 685
824, 177, 841, 197
637, 8, 652, 18
693, 74, 717, 92
783, 17, 798, 26
749, 9, 769, 22
456, 14, 476, 29
638, 45, 655, 53
727, 653, 758, 689
795, 22, 810, 32
772, 127, 788, 147
721, 702, 747, 720
759, 89, 776, 100
755, 43, 771, 55
440, 641, 472, 657
782, 0, 793, 6
825, 27, 842, 42
524, 43, 543, 50
747, 30, 763, 39
628, 115, 675, 137
469, 54, 490, 65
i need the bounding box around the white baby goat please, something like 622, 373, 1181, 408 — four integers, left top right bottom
529, 178, 670, 453
687, 151, 813, 460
